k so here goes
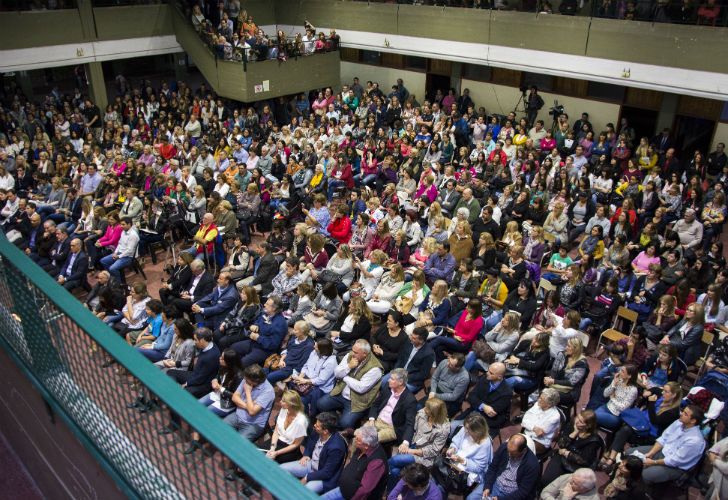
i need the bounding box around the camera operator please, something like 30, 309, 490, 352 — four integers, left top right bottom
525, 86, 544, 127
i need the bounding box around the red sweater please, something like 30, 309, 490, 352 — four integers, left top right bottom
454, 312, 484, 346
327, 215, 352, 244
331, 163, 354, 189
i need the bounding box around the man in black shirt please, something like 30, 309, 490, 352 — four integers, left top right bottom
83, 99, 101, 138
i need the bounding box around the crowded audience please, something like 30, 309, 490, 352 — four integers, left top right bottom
2, 56, 728, 499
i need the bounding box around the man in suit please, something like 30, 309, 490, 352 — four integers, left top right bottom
17, 212, 43, 254
651, 127, 673, 157
452, 362, 513, 438
166, 327, 220, 399
56, 238, 89, 291
169, 259, 215, 314
237, 242, 277, 295
85, 270, 122, 314
389, 327, 435, 393
191, 271, 238, 330
28, 219, 56, 266
43, 226, 71, 275
367, 368, 417, 445
482, 433, 540, 500
279, 412, 347, 494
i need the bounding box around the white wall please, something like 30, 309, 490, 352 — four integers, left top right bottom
339, 61, 426, 102
462, 79, 621, 134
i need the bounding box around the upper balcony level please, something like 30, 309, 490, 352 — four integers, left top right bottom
271, 0, 728, 99
1, 0, 727, 99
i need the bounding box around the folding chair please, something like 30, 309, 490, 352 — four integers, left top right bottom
686, 330, 716, 383
596, 306, 637, 351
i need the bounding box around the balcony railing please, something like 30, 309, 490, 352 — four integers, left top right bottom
0, 230, 317, 500
350, 0, 728, 27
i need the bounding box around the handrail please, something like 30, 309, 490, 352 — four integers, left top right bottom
0, 230, 317, 500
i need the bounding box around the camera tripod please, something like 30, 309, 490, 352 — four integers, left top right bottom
513, 90, 527, 116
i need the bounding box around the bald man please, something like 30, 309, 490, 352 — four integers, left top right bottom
57, 238, 89, 291
451, 362, 513, 437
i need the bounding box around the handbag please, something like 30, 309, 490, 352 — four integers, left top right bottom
620, 407, 652, 437
395, 295, 415, 315
263, 353, 282, 369
304, 311, 331, 330
431, 455, 470, 495
318, 269, 343, 284
472, 340, 496, 364
219, 389, 234, 410
289, 380, 314, 396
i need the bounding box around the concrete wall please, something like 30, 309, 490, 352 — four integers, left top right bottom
276, 0, 728, 75
93, 5, 173, 41
714, 122, 728, 150
0, 348, 125, 500
0, 10, 86, 49
340, 61, 426, 102
462, 78, 621, 134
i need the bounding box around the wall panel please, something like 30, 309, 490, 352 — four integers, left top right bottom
0, 10, 86, 49
94, 5, 173, 41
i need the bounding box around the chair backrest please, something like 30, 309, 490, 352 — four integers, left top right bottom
614, 306, 638, 333
577, 331, 591, 350
539, 277, 556, 293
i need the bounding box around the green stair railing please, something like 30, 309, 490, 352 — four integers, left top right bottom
0, 230, 317, 500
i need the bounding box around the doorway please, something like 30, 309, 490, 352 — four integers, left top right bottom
619, 106, 659, 143
425, 74, 450, 104
672, 115, 715, 157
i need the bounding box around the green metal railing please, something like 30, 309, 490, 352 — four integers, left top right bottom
0, 230, 317, 500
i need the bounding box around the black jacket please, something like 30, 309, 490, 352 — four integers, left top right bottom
394, 342, 435, 389
184, 271, 215, 303
250, 252, 278, 296
510, 339, 550, 382
368, 386, 418, 443
461, 376, 513, 431
187, 343, 221, 389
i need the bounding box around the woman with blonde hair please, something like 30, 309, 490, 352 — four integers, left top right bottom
266, 390, 308, 463
425, 214, 449, 244
291, 222, 309, 258
427, 201, 443, 228
409, 236, 438, 271
544, 337, 589, 408
473, 231, 496, 271
347, 249, 387, 301
500, 220, 523, 250
387, 397, 450, 486
367, 264, 406, 314
330, 296, 373, 354
544, 200, 569, 244
662, 302, 705, 365
418, 279, 452, 329
523, 225, 546, 265
448, 220, 474, 265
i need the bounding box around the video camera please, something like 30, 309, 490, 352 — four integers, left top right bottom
549, 100, 565, 118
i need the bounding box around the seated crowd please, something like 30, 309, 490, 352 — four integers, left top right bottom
188, 3, 340, 63
2, 69, 728, 500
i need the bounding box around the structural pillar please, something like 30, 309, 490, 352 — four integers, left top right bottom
450, 62, 463, 95
86, 62, 108, 108
15, 71, 34, 100
655, 93, 679, 135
